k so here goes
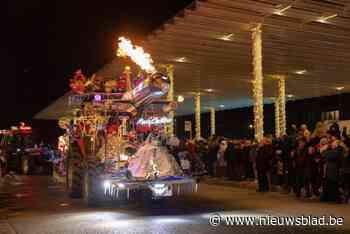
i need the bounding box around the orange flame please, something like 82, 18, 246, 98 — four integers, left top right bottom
117, 37, 156, 73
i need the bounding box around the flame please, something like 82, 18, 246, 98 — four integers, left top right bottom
117, 37, 156, 73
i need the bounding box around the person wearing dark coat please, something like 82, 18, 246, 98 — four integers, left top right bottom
294, 138, 308, 197
256, 139, 274, 192
224, 142, 235, 180
207, 137, 219, 177
321, 139, 343, 202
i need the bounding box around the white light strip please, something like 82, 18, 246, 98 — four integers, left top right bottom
274, 5, 291, 15
318, 14, 338, 23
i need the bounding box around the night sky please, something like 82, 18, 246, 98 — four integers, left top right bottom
3, 0, 192, 130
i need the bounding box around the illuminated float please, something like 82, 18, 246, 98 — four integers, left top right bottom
58, 37, 197, 205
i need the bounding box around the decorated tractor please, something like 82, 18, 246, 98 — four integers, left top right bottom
58, 37, 197, 206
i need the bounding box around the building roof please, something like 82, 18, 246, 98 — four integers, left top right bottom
36, 0, 350, 119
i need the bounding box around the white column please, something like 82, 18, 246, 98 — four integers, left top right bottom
194, 92, 201, 141
209, 107, 216, 136
252, 23, 264, 142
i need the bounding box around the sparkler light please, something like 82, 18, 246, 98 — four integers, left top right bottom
117, 37, 156, 73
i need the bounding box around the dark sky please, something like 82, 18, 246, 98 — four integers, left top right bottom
2, 0, 192, 129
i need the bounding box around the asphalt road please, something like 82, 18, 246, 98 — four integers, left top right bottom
0, 176, 349, 234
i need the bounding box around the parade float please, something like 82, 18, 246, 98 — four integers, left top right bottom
57, 37, 197, 206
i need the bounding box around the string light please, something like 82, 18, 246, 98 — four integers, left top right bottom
252, 24, 264, 142
194, 92, 201, 140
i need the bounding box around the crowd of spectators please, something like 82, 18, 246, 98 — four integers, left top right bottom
169, 121, 350, 204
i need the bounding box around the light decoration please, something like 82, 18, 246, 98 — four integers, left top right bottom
137, 117, 172, 125
317, 13, 338, 23
287, 94, 294, 98
274, 5, 291, 15
117, 37, 156, 73
175, 57, 186, 63
218, 33, 234, 41
177, 95, 184, 103
335, 86, 344, 91
252, 24, 264, 142
273, 75, 287, 137
219, 104, 225, 108
209, 107, 216, 136
166, 65, 175, 137
194, 92, 201, 140
274, 97, 280, 138
294, 70, 307, 75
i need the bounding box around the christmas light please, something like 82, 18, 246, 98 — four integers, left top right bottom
252, 24, 264, 142
194, 92, 201, 140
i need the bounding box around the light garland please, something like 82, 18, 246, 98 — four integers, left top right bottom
278, 76, 286, 136
209, 107, 216, 136
274, 97, 280, 138
252, 24, 264, 142
272, 75, 287, 137
194, 92, 201, 140
166, 65, 175, 137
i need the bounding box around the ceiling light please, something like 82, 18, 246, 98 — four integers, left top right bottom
175, 57, 186, 63
335, 86, 344, 91
205, 89, 213, 92
218, 33, 234, 41
274, 5, 291, 15
177, 95, 184, 103
317, 14, 338, 23
287, 94, 294, 98
219, 104, 225, 108
294, 70, 307, 75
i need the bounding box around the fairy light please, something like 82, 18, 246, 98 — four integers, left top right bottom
252, 24, 264, 142
194, 92, 201, 140
274, 97, 280, 138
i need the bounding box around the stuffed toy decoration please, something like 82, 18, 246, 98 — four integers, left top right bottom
70, 69, 87, 94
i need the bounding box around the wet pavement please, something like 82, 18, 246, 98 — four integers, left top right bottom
0, 176, 349, 234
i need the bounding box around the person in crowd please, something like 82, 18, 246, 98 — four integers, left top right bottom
276, 156, 284, 189
321, 132, 344, 202
293, 138, 308, 198
249, 140, 259, 181
225, 141, 235, 180
300, 124, 311, 142
216, 139, 228, 177
256, 137, 273, 192
207, 136, 219, 177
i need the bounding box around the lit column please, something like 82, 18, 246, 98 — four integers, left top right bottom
194, 92, 201, 140
166, 64, 175, 136
209, 107, 216, 136
274, 97, 280, 138
273, 75, 287, 137
252, 23, 264, 142
278, 76, 286, 136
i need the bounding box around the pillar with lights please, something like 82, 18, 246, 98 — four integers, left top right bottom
274, 97, 280, 138
277, 75, 286, 136
194, 92, 201, 141
209, 107, 216, 136
161, 64, 175, 137
252, 23, 264, 142
273, 75, 286, 137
